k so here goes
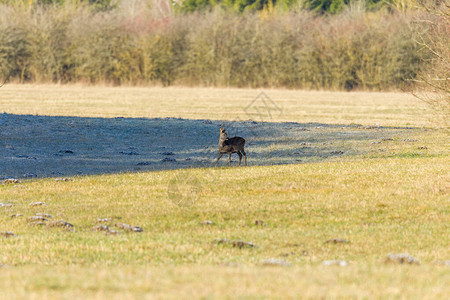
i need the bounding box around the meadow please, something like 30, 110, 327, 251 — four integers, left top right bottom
0, 85, 449, 299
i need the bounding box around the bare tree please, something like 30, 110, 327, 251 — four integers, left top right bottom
413, 0, 450, 126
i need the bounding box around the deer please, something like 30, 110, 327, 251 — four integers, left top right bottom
215, 128, 247, 167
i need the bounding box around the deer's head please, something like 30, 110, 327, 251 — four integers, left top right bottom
219, 128, 227, 138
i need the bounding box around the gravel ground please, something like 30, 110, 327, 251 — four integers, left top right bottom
0, 113, 416, 179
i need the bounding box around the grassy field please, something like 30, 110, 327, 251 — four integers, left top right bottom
0, 85, 449, 299
0, 84, 434, 126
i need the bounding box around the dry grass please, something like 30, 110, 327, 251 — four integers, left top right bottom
0, 84, 433, 126
1, 265, 449, 299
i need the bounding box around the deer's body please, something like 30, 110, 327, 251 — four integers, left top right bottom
215, 128, 247, 166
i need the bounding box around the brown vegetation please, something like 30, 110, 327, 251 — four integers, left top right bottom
412, 1, 450, 125
0, 3, 427, 90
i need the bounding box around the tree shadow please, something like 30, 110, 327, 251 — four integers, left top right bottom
0, 113, 417, 179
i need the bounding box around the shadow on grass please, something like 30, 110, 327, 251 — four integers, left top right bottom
0, 113, 417, 179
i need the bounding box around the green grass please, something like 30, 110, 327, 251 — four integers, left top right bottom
0, 86, 449, 298
1, 157, 449, 298
2, 157, 449, 264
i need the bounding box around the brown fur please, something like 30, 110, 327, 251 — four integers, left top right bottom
215, 128, 247, 166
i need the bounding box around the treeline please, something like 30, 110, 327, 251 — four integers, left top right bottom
0, 0, 420, 14
176, 0, 413, 14
0, 1, 432, 89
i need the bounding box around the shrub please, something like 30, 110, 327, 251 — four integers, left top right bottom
0, 2, 427, 90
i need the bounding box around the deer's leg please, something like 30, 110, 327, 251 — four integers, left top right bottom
228, 153, 231, 166
242, 151, 247, 166
215, 153, 223, 167
237, 151, 243, 166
